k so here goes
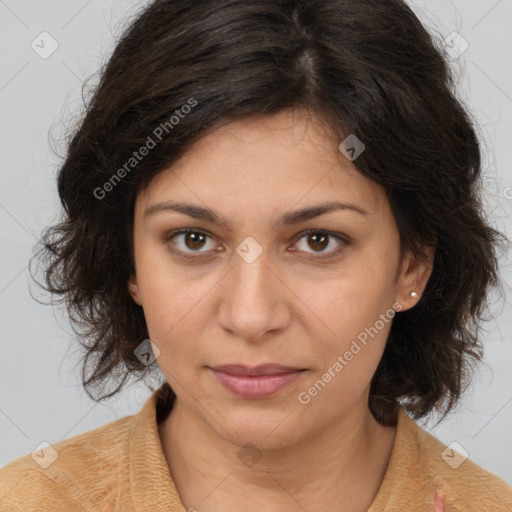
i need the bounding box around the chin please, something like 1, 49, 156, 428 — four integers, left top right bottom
216, 406, 304, 451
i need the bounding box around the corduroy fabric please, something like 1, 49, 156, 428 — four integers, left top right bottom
1, 386, 511, 511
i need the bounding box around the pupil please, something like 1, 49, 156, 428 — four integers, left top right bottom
309, 233, 328, 251
186, 232, 205, 250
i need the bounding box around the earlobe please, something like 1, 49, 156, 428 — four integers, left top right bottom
396, 246, 435, 311
127, 273, 142, 306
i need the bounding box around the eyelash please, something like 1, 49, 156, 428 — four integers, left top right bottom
165, 228, 350, 261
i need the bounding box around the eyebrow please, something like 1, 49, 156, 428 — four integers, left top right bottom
143, 199, 369, 229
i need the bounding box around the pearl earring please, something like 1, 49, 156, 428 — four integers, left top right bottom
410, 291, 418, 299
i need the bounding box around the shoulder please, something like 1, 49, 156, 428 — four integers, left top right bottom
390, 408, 512, 510
0, 413, 134, 511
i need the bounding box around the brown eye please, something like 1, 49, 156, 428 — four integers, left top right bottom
293, 229, 349, 258
167, 229, 218, 257
306, 233, 329, 252
183, 231, 207, 250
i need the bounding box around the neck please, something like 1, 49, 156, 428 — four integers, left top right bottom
158, 397, 397, 512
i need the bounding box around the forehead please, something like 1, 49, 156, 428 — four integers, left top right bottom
137, 109, 385, 219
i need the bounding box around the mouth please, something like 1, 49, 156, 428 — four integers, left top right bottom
211, 364, 305, 376
208, 364, 307, 399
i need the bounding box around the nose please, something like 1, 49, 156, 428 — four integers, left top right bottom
217, 247, 291, 342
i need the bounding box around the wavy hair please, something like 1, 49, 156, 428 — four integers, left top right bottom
32, 0, 506, 425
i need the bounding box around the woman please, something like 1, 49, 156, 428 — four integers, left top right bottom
1, 0, 511, 510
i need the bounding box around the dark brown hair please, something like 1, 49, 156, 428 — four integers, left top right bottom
32, 0, 506, 426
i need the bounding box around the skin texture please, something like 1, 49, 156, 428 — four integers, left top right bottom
127, 109, 434, 511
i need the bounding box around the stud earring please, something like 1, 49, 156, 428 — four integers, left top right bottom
410, 291, 418, 299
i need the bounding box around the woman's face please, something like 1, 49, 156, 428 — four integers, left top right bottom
128, 109, 431, 449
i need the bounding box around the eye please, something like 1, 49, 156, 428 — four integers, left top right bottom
166, 228, 349, 261
166, 229, 219, 259
292, 229, 349, 258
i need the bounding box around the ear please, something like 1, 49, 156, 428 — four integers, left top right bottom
127, 273, 143, 306
395, 245, 435, 312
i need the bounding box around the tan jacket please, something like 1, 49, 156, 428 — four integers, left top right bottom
1, 386, 511, 511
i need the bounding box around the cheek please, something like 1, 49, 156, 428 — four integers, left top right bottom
298, 274, 394, 409
134, 255, 205, 343
302, 265, 392, 347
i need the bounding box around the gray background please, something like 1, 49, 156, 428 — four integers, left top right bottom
1, 0, 511, 486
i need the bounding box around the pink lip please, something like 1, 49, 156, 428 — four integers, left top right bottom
209, 364, 306, 399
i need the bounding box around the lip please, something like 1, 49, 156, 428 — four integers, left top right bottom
208, 364, 306, 399
211, 364, 304, 376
